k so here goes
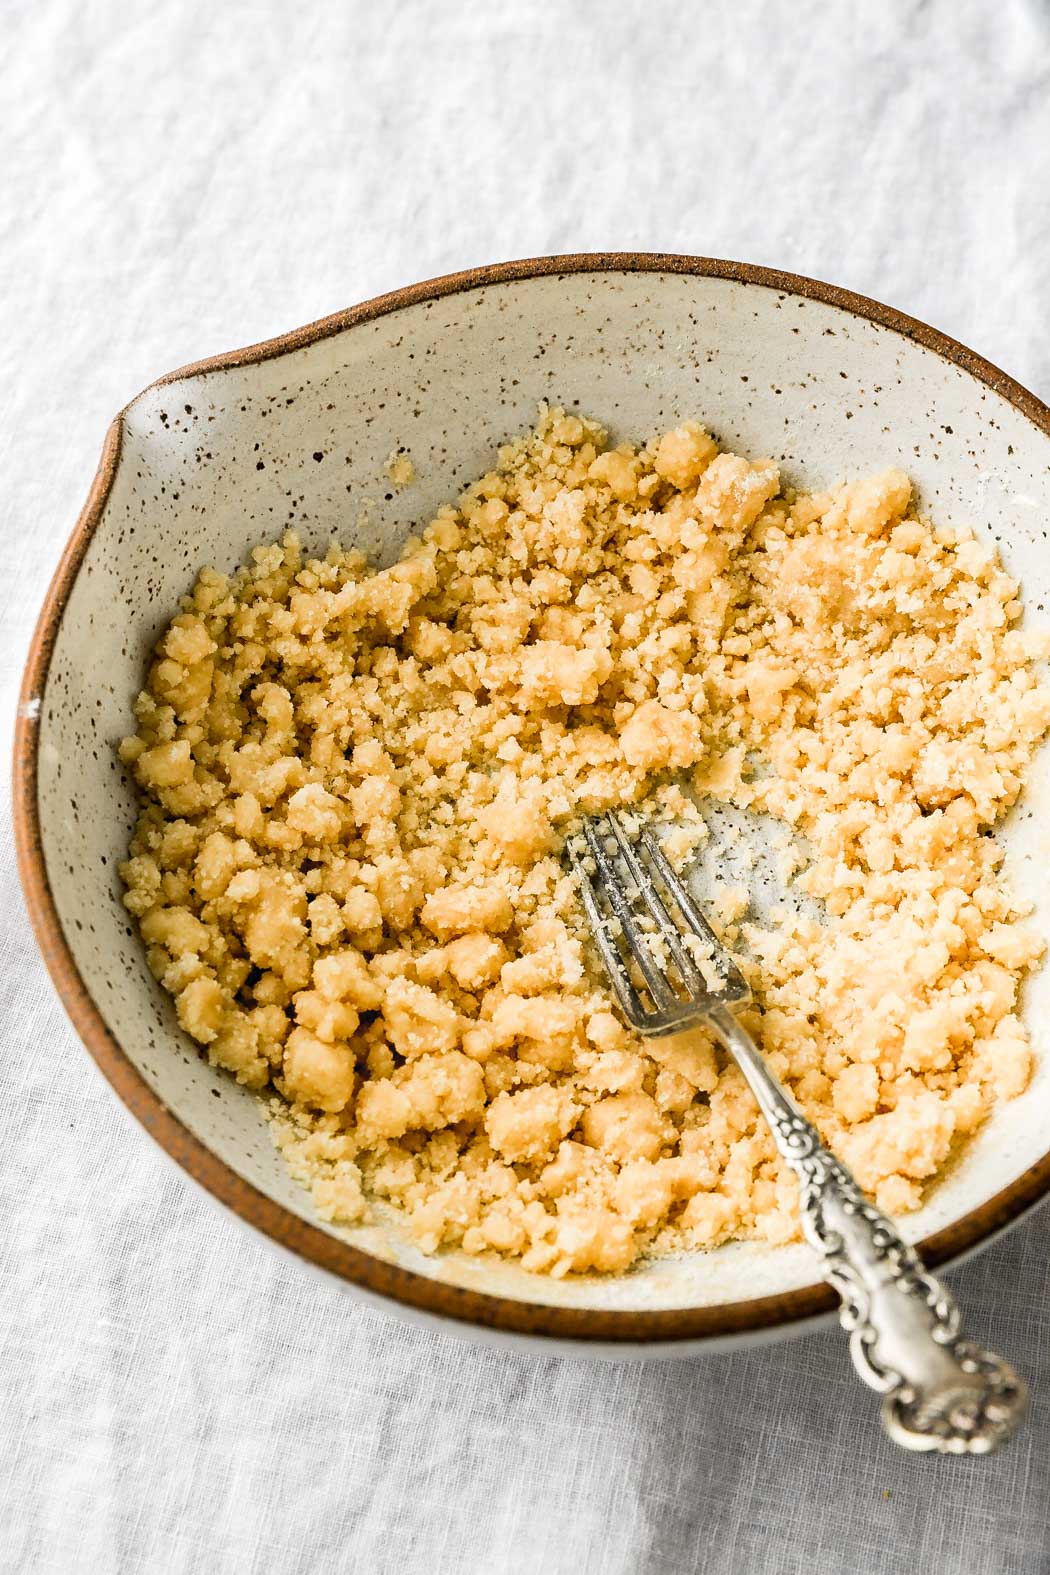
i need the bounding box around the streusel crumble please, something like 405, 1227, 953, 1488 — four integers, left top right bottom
119, 409, 1050, 1275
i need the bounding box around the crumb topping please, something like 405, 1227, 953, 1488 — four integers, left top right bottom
120, 409, 1050, 1275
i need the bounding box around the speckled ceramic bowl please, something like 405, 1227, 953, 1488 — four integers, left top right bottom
15, 255, 1050, 1355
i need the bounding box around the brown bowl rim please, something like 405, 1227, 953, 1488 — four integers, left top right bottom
14, 251, 1050, 1346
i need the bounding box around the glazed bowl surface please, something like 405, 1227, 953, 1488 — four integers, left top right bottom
16, 254, 1050, 1353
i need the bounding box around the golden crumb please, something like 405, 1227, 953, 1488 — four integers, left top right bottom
384, 449, 415, 488
119, 408, 1050, 1275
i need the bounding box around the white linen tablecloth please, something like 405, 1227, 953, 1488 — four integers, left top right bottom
4, 2, 1050, 1570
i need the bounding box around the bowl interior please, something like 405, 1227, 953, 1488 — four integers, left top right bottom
32, 266, 1050, 1318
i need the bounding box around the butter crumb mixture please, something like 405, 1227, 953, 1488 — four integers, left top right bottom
120, 410, 1050, 1275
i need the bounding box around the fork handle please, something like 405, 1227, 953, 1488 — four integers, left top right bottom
708, 1005, 1025, 1454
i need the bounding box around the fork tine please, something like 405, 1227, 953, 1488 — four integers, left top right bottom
638, 825, 749, 994
604, 813, 704, 988
566, 836, 649, 1026
581, 819, 676, 1008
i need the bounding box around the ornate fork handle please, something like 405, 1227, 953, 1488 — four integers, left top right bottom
709, 1005, 1026, 1454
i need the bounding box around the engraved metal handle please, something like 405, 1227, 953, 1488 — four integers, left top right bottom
709, 1004, 1026, 1454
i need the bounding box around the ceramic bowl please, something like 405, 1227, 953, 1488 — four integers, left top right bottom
15, 255, 1050, 1355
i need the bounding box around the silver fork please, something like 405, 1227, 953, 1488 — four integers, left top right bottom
569, 810, 1025, 1455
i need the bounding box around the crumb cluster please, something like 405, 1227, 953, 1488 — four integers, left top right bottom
120, 410, 1050, 1275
